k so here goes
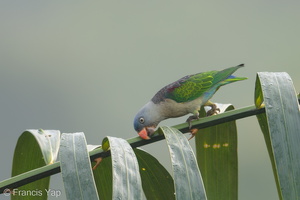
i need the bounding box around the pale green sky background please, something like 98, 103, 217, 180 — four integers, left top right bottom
1, 1, 299, 200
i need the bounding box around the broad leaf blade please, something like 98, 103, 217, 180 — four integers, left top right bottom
105, 136, 145, 199
195, 104, 238, 200
11, 129, 60, 200
93, 156, 113, 200
93, 147, 175, 200
59, 132, 99, 200
134, 148, 175, 200
160, 126, 207, 200
27, 129, 60, 164
255, 72, 300, 199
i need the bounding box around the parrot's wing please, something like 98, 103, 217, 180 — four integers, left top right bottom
152, 64, 246, 104
164, 71, 218, 103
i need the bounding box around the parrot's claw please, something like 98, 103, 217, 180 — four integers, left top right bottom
188, 128, 199, 140
92, 157, 103, 170
186, 114, 200, 140
206, 103, 220, 116
186, 115, 199, 129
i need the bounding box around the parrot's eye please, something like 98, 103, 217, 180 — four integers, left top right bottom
139, 117, 145, 124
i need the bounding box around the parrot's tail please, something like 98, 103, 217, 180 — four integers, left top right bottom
216, 64, 247, 86
222, 75, 248, 85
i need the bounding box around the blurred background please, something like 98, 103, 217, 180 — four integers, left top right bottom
1, 1, 299, 199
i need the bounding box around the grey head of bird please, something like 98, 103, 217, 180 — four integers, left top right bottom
133, 101, 164, 140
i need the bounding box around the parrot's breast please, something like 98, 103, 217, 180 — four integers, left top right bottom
158, 97, 205, 118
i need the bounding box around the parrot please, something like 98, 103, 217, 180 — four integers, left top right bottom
133, 64, 247, 140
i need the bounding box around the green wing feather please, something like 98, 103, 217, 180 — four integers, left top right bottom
165, 64, 246, 103
165, 72, 216, 102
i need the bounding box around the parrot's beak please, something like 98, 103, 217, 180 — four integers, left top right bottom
138, 128, 151, 140
138, 127, 156, 140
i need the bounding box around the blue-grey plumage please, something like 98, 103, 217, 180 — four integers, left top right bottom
134, 64, 247, 139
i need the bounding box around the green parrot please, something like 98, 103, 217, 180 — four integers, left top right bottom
133, 64, 247, 139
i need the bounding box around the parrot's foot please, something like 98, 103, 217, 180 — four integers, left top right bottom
206, 103, 220, 116
188, 128, 199, 140
92, 157, 103, 170
186, 115, 199, 129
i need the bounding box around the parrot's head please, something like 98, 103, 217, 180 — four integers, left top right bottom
133, 101, 161, 140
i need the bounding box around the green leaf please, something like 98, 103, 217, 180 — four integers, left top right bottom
255, 72, 300, 199
134, 148, 175, 200
195, 104, 238, 200
93, 156, 113, 200
160, 126, 207, 200
11, 129, 60, 200
59, 132, 99, 200
104, 136, 145, 199
93, 147, 175, 200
